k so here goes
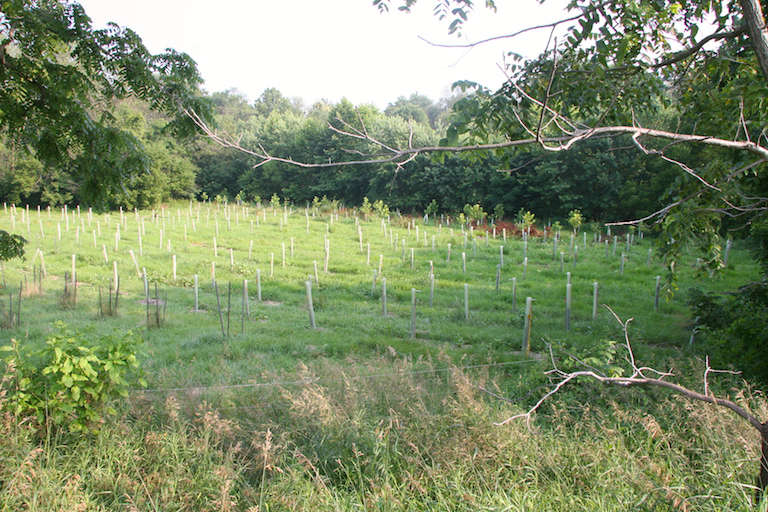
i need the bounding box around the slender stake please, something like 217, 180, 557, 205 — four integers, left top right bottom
227, 282, 232, 337
522, 297, 533, 357
244, 279, 249, 318
214, 281, 225, 337
241, 281, 246, 334
654, 276, 661, 312
194, 274, 199, 311
464, 283, 469, 321
592, 281, 599, 320
71, 254, 76, 297
306, 280, 317, 329
512, 277, 517, 310
145, 275, 150, 328
565, 283, 572, 331
429, 272, 435, 307
16, 282, 21, 326
410, 288, 417, 338
381, 277, 387, 316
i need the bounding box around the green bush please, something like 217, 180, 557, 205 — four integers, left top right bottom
568, 209, 583, 233
688, 280, 768, 383
1, 322, 145, 432
0, 230, 25, 261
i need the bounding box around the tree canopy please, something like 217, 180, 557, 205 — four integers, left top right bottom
0, 0, 210, 206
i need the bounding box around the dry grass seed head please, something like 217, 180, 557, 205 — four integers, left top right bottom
282, 383, 340, 427
165, 394, 181, 422
195, 401, 238, 442
211, 465, 237, 512
449, 367, 485, 416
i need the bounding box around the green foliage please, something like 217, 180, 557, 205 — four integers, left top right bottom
688, 279, 768, 383
568, 209, 584, 233
270, 193, 282, 209
516, 209, 536, 231
0, 1, 211, 206
372, 199, 390, 218
0, 230, 25, 261
425, 199, 439, 218
463, 203, 487, 225
493, 203, 504, 221
0, 323, 145, 432
359, 196, 373, 219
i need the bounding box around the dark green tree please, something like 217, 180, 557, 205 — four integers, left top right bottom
0, 0, 210, 207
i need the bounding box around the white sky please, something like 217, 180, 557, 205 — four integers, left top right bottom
78, 0, 569, 109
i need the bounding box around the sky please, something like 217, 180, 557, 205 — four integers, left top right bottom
77, 0, 570, 109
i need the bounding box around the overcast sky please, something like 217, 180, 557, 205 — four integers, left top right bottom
78, 0, 569, 109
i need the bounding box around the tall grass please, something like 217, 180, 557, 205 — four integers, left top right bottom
0, 202, 764, 510
2, 355, 766, 510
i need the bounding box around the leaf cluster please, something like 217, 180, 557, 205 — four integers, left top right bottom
0, 1, 211, 205
0, 229, 25, 261
0, 322, 145, 433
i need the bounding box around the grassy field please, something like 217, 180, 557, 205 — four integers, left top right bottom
0, 201, 765, 511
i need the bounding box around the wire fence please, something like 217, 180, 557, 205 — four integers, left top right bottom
133, 358, 539, 395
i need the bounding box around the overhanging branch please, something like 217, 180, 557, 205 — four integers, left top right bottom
186, 107, 768, 167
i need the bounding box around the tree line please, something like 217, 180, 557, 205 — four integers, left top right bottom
0, 86, 680, 224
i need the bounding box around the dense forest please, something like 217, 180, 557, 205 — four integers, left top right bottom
0, 87, 680, 224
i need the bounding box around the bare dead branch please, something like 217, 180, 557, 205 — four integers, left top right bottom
535, 34, 559, 144
186, 105, 768, 173
631, 132, 722, 192
650, 26, 747, 69
495, 307, 764, 432
416, 10, 587, 49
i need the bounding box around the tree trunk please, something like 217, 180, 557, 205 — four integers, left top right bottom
738, 0, 768, 85
758, 423, 768, 506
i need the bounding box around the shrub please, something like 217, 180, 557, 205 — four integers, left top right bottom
0, 230, 26, 261
493, 203, 504, 222
688, 280, 768, 383
568, 209, 583, 233
516, 209, 536, 231
463, 203, 487, 225
425, 199, 439, 218
372, 199, 390, 218
0, 322, 145, 432
360, 196, 372, 219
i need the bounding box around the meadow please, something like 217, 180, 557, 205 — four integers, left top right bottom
0, 201, 765, 511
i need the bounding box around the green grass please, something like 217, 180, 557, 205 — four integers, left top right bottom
0, 201, 765, 511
